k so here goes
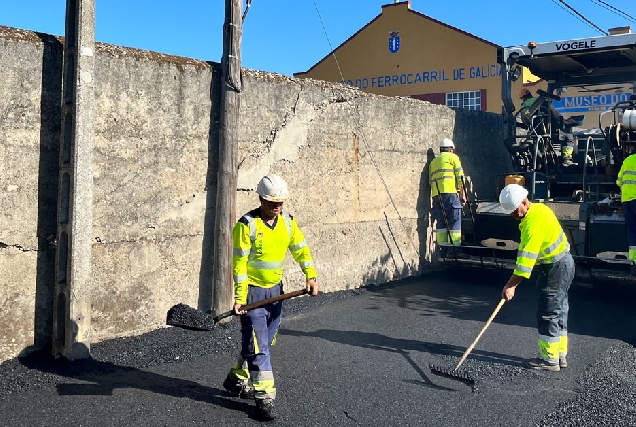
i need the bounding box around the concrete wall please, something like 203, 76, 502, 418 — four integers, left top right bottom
0, 25, 511, 363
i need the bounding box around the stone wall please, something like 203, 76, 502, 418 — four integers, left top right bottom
0, 25, 511, 363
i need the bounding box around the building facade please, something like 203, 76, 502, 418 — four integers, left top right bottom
295, 1, 634, 130
294, 1, 525, 114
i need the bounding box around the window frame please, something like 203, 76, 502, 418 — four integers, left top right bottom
445, 90, 482, 111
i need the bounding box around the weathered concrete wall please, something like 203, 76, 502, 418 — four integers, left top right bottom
0, 25, 511, 363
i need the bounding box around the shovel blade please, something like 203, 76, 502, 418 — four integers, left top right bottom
166, 303, 216, 331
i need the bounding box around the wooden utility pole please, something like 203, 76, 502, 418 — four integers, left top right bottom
212, 0, 242, 317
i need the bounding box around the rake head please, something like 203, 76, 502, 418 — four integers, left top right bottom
429, 364, 475, 389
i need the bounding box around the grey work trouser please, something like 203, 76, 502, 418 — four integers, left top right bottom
536, 252, 575, 358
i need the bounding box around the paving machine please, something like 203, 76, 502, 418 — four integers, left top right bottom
447, 32, 636, 284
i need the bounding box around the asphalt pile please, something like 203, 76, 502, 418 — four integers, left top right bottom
0, 286, 363, 399
166, 303, 216, 331
428, 336, 636, 424
1, 281, 636, 426
431, 351, 547, 394
537, 341, 636, 427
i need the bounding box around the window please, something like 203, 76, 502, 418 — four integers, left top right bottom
446, 91, 481, 111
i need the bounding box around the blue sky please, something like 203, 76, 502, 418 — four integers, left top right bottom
1, 0, 634, 76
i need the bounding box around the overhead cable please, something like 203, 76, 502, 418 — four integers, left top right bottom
590, 0, 636, 24
311, 0, 345, 83
242, 0, 252, 22
310, 1, 420, 258
550, 0, 609, 35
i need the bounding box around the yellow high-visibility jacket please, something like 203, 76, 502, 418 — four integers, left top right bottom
232, 208, 317, 305
514, 203, 570, 279
617, 153, 636, 203
429, 152, 464, 197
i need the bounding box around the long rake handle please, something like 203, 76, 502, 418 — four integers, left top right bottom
453, 298, 506, 371
213, 288, 308, 323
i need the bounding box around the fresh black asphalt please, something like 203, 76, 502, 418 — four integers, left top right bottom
1, 270, 635, 426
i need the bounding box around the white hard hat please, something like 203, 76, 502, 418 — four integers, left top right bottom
257, 174, 289, 202
440, 138, 455, 148
499, 184, 528, 214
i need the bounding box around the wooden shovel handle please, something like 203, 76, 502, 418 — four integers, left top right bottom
213, 288, 309, 323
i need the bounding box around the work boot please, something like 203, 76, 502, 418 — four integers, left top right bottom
525, 357, 560, 372
562, 158, 578, 167
254, 398, 276, 422
559, 356, 567, 369
223, 374, 254, 399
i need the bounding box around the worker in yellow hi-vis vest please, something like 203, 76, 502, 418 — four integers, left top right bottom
223, 174, 319, 422
429, 137, 467, 258
617, 152, 636, 276
499, 183, 575, 372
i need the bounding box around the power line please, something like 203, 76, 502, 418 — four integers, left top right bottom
558, 0, 609, 35
549, 0, 609, 35
242, 0, 252, 23
589, 0, 636, 24
548, 0, 597, 32
311, 0, 345, 83
309, 1, 419, 259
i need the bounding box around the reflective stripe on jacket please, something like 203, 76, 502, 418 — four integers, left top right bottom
617, 153, 636, 203
232, 208, 317, 305
514, 203, 570, 279
429, 152, 464, 197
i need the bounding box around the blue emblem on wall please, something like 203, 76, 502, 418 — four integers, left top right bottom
389, 30, 400, 53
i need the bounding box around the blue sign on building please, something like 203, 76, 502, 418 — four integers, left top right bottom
389, 30, 400, 53
553, 92, 633, 113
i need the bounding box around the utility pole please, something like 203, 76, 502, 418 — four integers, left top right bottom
212, 0, 242, 317
52, 0, 95, 360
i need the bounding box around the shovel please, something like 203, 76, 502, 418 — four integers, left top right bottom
166, 288, 308, 331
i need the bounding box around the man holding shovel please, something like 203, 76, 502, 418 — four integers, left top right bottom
499, 183, 575, 371
223, 174, 319, 421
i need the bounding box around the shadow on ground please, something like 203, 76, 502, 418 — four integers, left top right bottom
15, 348, 250, 414
282, 327, 524, 369
360, 270, 636, 345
